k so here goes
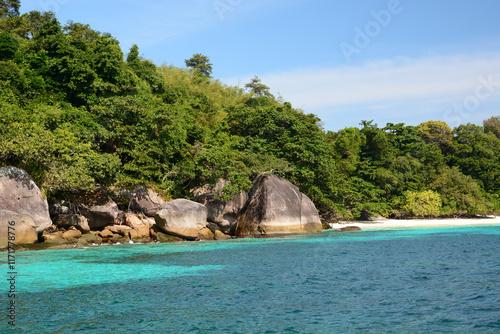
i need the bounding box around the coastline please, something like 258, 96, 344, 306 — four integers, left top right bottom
6, 216, 500, 252
331, 216, 500, 230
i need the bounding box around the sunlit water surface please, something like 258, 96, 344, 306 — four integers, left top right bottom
2, 225, 500, 333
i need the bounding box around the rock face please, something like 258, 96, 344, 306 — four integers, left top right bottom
198, 227, 215, 240
193, 180, 247, 234
49, 200, 70, 218
214, 230, 231, 240
155, 199, 207, 240
129, 186, 164, 217
123, 214, 152, 239
235, 174, 323, 236
76, 233, 102, 247
61, 229, 82, 240
80, 200, 119, 229
104, 225, 132, 236
0, 167, 52, 232
98, 229, 114, 238
0, 210, 38, 247
43, 234, 70, 245
359, 210, 371, 221
55, 214, 90, 233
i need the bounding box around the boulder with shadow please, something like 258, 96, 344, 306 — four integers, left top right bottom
235, 174, 323, 237
155, 199, 207, 240
54, 214, 90, 234
192, 180, 247, 234
129, 185, 165, 217
0, 167, 52, 233
79, 199, 119, 229
0, 210, 38, 247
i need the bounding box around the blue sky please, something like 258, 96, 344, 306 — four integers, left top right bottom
20, 0, 500, 131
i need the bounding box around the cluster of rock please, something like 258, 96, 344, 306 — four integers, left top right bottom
0, 166, 323, 249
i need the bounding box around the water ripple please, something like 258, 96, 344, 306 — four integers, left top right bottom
2, 225, 499, 333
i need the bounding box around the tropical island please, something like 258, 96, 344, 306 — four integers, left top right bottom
1, 4, 500, 248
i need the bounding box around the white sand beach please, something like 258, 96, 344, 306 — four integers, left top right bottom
331, 216, 500, 230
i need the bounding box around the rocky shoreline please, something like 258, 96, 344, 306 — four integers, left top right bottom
0, 166, 324, 251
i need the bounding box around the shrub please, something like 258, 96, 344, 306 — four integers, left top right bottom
403, 190, 442, 217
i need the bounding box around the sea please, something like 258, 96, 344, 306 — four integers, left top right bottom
2, 225, 500, 333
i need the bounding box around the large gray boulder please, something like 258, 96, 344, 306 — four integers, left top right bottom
129, 185, 165, 217
0, 210, 38, 247
0, 167, 52, 232
155, 199, 207, 240
80, 200, 119, 229
235, 174, 323, 236
193, 180, 247, 234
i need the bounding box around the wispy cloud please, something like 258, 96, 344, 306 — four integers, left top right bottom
266, 54, 500, 108
224, 53, 500, 128
113, 0, 304, 49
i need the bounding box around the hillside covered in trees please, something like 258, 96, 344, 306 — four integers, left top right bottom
1, 5, 500, 220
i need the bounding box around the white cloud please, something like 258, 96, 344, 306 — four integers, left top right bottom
224, 53, 500, 129
263, 54, 500, 109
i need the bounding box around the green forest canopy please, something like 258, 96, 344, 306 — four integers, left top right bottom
1, 8, 499, 220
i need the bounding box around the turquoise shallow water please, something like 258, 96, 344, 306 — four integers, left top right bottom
2, 225, 500, 333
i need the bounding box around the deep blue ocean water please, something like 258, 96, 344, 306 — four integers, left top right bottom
2, 225, 500, 333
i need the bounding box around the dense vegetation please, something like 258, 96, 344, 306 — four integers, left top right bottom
1, 5, 499, 219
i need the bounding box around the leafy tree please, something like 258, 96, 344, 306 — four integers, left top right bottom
126, 45, 164, 94
0, 10, 55, 39
483, 116, 500, 139
0, 0, 20, 18
360, 120, 393, 163
92, 35, 123, 84
431, 166, 492, 215
0, 111, 121, 193
126, 44, 139, 63
64, 21, 100, 41
403, 190, 442, 217
0, 60, 26, 98
0, 31, 18, 60
185, 53, 212, 78
245, 75, 273, 97
417, 120, 452, 149
331, 127, 365, 175
450, 123, 500, 193
226, 104, 338, 212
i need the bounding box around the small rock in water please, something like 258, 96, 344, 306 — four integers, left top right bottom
340, 226, 361, 232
